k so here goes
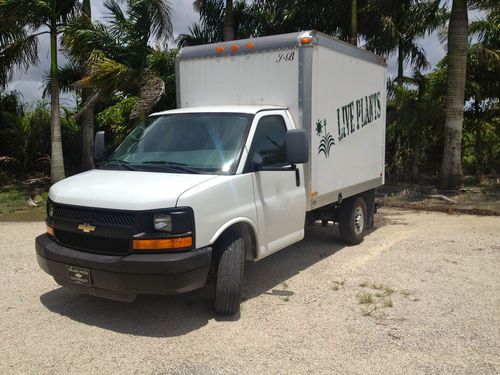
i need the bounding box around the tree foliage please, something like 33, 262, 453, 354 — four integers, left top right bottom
0, 0, 498, 184
63, 0, 173, 120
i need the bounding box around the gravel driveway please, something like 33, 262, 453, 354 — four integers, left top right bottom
0, 208, 499, 374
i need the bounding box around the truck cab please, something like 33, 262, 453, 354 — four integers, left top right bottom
37, 105, 310, 313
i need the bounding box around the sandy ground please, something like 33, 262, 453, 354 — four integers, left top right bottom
0, 208, 499, 375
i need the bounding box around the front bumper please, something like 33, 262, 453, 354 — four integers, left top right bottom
36, 234, 212, 301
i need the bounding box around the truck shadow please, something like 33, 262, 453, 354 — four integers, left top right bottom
39, 223, 379, 337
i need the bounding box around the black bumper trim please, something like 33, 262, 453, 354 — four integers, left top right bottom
36, 234, 212, 295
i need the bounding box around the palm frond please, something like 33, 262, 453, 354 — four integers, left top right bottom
176, 23, 217, 47
54, 0, 81, 24
77, 51, 135, 90
0, 33, 39, 88
407, 44, 429, 71
42, 62, 82, 97
0, 0, 50, 29
147, 48, 177, 76
63, 19, 124, 62
145, 0, 173, 41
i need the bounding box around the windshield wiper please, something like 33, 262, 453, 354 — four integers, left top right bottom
104, 159, 139, 171
140, 161, 201, 174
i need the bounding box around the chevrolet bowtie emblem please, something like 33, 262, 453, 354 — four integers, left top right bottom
78, 223, 96, 233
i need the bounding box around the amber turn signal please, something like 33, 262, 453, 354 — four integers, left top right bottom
215, 46, 224, 53
46, 224, 54, 237
132, 237, 193, 250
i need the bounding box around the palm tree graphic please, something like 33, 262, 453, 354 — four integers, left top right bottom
316, 119, 335, 157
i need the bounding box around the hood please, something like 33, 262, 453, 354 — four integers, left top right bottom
49, 169, 218, 210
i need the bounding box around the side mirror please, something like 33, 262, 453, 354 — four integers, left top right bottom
286, 129, 309, 164
251, 153, 263, 172
94, 131, 106, 161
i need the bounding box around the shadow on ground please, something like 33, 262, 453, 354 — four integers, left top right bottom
40, 223, 380, 337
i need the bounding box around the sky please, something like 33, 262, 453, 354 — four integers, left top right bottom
6, 1, 485, 107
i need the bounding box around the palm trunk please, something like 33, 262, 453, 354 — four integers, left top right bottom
49, 22, 65, 183
412, 80, 426, 182
411, 138, 420, 182
82, 0, 91, 17
397, 40, 404, 84
439, 0, 468, 190
475, 121, 483, 182
80, 94, 95, 171
80, 0, 95, 171
474, 96, 483, 182
223, 0, 234, 41
350, 0, 358, 46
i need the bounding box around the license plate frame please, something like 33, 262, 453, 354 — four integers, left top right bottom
66, 265, 92, 286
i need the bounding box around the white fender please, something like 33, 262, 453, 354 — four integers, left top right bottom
209, 217, 260, 250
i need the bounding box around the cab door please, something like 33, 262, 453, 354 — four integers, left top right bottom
244, 111, 306, 258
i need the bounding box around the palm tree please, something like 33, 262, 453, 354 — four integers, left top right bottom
439, 0, 468, 189
439, 0, 498, 188
0, 0, 80, 183
362, 0, 447, 84
64, 0, 172, 123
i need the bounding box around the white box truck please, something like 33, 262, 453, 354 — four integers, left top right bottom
36, 31, 386, 314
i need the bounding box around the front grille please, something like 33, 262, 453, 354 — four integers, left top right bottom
53, 206, 134, 226
55, 229, 130, 255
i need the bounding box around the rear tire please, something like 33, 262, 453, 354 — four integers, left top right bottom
214, 232, 245, 315
339, 197, 367, 245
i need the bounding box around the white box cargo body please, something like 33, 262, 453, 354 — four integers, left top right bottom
176, 30, 387, 211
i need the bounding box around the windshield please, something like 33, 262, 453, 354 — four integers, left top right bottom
103, 113, 253, 174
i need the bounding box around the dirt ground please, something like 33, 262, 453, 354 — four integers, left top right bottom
0, 208, 499, 375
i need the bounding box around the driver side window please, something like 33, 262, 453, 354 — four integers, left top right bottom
252, 115, 288, 167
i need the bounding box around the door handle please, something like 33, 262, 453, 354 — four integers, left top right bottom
295, 168, 300, 187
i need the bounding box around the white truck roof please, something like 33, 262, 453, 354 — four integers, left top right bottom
151, 105, 287, 117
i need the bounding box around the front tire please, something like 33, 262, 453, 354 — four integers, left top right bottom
339, 197, 367, 245
214, 232, 245, 315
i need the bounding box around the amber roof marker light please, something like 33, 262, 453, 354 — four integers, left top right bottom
300, 36, 314, 45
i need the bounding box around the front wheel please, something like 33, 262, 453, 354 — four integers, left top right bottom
214, 232, 245, 315
339, 197, 367, 245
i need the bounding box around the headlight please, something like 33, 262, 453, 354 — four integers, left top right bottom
47, 200, 54, 219
154, 214, 172, 232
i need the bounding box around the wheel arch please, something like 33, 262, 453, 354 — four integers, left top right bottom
210, 218, 259, 261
